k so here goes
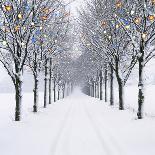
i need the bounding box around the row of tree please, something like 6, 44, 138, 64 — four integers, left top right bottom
78, 0, 155, 119
0, 0, 74, 121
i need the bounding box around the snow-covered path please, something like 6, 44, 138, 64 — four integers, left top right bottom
0, 88, 155, 155
51, 90, 120, 155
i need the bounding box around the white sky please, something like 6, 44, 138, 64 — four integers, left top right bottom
67, 0, 84, 16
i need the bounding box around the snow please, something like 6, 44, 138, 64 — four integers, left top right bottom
111, 85, 155, 117
0, 66, 44, 93
0, 88, 155, 155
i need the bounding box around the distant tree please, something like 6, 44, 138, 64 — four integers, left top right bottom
79, 0, 138, 110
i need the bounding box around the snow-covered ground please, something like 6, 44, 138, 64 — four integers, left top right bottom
111, 85, 155, 117
0, 88, 155, 155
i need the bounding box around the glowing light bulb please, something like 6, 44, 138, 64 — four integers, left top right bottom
131, 10, 134, 15
21, 42, 25, 46
148, 15, 155, 22
15, 25, 20, 32
2, 40, 7, 46
114, 14, 117, 18
101, 21, 107, 27
125, 25, 130, 29
31, 22, 35, 26
116, 24, 119, 28
5, 5, 12, 11
134, 17, 141, 24
18, 13, 23, 19
142, 33, 147, 39
116, 1, 122, 8
152, 0, 155, 5
42, 8, 50, 14
41, 16, 48, 21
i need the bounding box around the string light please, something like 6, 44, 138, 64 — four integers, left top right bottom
14, 25, 20, 32
21, 42, 25, 47
148, 15, 155, 22
142, 33, 147, 39
103, 30, 107, 34
151, 0, 155, 5
31, 22, 35, 26
131, 10, 135, 15
134, 17, 141, 24
64, 12, 70, 17
18, 13, 23, 19
101, 21, 107, 27
41, 16, 48, 21
125, 25, 130, 29
2, 40, 7, 46
5, 5, 12, 12
116, 1, 122, 8
42, 8, 50, 14
116, 24, 119, 28
44, 34, 47, 38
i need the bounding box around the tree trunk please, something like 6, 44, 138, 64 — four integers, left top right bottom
53, 78, 56, 102
14, 73, 22, 121
117, 78, 124, 110
137, 43, 145, 119
92, 81, 94, 97
110, 64, 114, 106
63, 84, 65, 98
63, 89, 65, 98
99, 70, 103, 100
33, 51, 39, 112
89, 84, 91, 96
44, 58, 48, 108
58, 89, 60, 100
104, 66, 108, 102
33, 75, 38, 112
71, 83, 73, 93
49, 58, 52, 104
115, 58, 124, 110
95, 83, 97, 98
97, 81, 100, 98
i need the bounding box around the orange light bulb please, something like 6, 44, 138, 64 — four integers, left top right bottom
5, 5, 12, 11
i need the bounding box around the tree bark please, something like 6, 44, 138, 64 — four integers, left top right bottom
63, 89, 65, 98
33, 51, 39, 112
44, 58, 48, 108
14, 73, 22, 121
97, 80, 100, 98
58, 88, 60, 100
62, 84, 65, 98
115, 58, 124, 110
92, 81, 94, 97
99, 70, 103, 100
110, 64, 114, 106
33, 76, 38, 112
95, 82, 97, 98
104, 66, 108, 102
117, 78, 124, 110
49, 58, 52, 104
89, 84, 91, 96
71, 83, 73, 93
53, 78, 56, 102
137, 42, 145, 119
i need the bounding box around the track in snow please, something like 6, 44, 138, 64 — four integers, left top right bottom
50, 89, 121, 155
